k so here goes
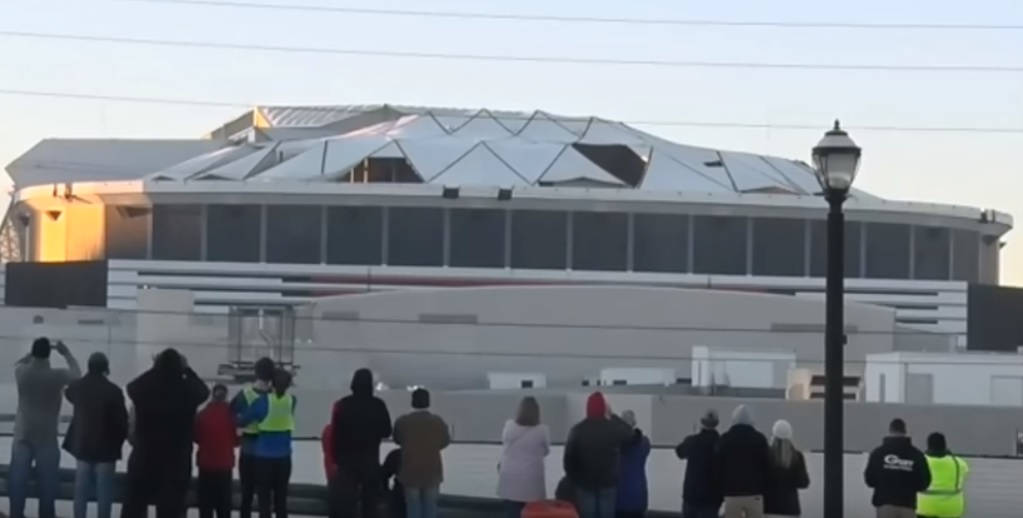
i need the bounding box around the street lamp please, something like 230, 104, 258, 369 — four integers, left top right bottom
812, 120, 861, 518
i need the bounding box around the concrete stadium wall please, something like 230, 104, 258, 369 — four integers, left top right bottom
0, 289, 1013, 457
305, 285, 901, 390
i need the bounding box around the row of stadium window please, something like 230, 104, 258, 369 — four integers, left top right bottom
98, 204, 988, 282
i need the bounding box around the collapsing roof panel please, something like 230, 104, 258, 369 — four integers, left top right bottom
6, 105, 881, 199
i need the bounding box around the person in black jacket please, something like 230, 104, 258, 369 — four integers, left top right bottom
715, 405, 771, 518
675, 410, 723, 518
120, 348, 210, 518
64, 352, 128, 518
762, 420, 809, 517
563, 392, 633, 518
331, 368, 393, 518
863, 418, 931, 518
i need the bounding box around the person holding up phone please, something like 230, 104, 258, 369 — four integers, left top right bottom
10, 337, 81, 518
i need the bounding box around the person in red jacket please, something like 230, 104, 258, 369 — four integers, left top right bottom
194, 383, 238, 518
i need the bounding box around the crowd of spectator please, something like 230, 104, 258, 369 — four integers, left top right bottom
8, 339, 972, 518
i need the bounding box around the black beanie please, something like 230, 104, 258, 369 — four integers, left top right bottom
411, 388, 430, 410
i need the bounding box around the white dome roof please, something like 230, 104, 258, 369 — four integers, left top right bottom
144, 104, 876, 198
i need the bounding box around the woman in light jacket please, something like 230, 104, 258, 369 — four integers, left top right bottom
497, 396, 551, 518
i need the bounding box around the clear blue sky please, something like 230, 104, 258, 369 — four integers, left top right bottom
1, 0, 1021, 283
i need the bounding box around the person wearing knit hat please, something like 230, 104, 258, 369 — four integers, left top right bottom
585, 391, 609, 419
563, 392, 633, 518
763, 419, 810, 517
771, 420, 793, 442
716, 405, 771, 518
676, 410, 723, 518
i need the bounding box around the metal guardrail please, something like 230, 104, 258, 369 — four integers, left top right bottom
0, 464, 680, 517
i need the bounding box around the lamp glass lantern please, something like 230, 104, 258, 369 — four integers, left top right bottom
812, 120, 862, 193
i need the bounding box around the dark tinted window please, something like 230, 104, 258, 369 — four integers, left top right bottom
511, 210, 567, 270
572, 212, 628, 271
266, 205, 322, 264
105, 206, 150, 259
952, 229, 980, 282
206, 204, 261, 262
632, 214, 689, 273
343, 157, 420, 183
865, 223, 910, 279
913, 226, 950, 280
752, 218, 805, 276
151, 204, 201, 261
387, 207, 443, 266
326, 206, 382, 265
449, 209, 506, 268
693, 216, 747, 275
809, 220, 861, 278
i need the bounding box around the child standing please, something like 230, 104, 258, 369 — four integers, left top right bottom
194, 383, 238, 518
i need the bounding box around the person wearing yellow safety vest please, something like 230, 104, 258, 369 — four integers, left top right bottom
230, 357, 277, 518
240, 368, 296, 518
917, 433, 969, 518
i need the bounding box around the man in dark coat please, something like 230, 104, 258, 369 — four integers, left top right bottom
331, 368, 393, 518
563, 392, 633, 518
120, 348, 210, 518
675, 410, 723, 518
714, 405, 771, 518
63, 352, 128, 518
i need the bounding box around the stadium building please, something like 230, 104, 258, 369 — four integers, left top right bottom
0, 105, 1015, 387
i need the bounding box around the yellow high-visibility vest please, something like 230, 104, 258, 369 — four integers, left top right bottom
257, 393, 295, 433
917, 454, 968, 518
240, 387, 261, 435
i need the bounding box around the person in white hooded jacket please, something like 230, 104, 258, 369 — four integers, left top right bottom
497, 396, 551, 518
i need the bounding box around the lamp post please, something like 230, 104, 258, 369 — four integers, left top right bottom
812, 120, 862, 518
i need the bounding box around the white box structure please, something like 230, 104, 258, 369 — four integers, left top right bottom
864, 352, 1023, 406
691, 346, 796, 390
486, 372, 547, 390
598, 367, 677, 387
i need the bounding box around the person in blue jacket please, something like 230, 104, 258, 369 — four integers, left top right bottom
615, 410, 651, 518
231, 357, 276, 518
239, 368, 296, 518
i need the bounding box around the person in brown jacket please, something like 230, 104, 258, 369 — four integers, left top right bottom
392, 388, 451, 518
